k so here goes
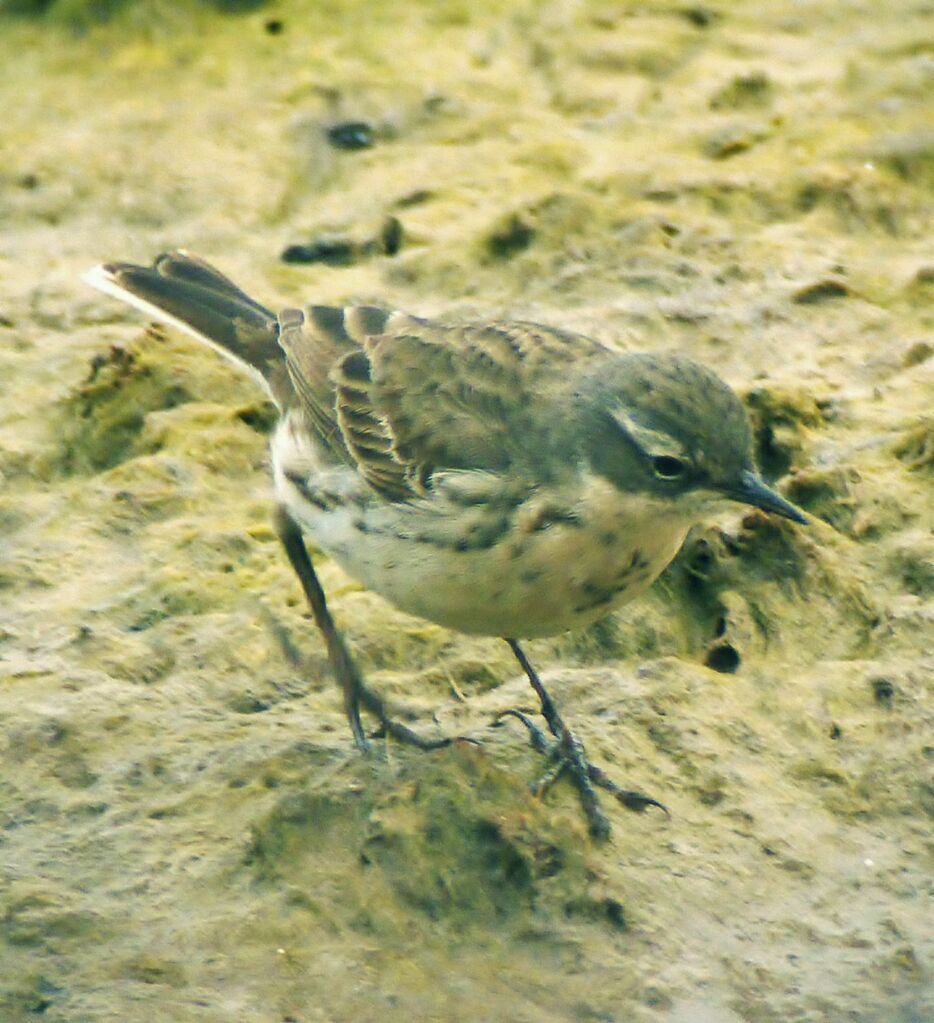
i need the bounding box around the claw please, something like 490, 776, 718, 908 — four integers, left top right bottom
587, 762, 670, 816
494, 708, 550, 752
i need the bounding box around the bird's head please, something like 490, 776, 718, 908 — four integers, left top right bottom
576, 353, 806, 524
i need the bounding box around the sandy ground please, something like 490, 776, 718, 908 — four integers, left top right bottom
1, 1, 931, 1021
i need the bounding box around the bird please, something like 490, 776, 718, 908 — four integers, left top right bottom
84, 251, 806, 840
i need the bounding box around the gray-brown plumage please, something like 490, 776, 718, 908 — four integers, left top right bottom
85, 250, 806, 840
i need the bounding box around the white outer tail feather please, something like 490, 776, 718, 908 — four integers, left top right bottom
82, 263, 273, 397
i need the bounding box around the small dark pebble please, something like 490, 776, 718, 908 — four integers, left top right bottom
486, 215, 536, 259
394, 188, 434, 208
604, 898, 627, 929
281, 238, 357, 266
326, 121, 375, 150
871, 677, 895, 707
283, 218, 403, 265
792, 277, 849, 304
379, 216, 404, 255
705, 642, 741, 674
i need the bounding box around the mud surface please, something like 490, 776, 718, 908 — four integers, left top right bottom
1, 2, 931, 1021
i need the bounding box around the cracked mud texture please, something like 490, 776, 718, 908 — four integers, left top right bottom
1, 2, 931, 1021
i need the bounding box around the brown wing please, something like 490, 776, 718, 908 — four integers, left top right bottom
277, 303, 400, 467
278, 305, 604, 501
366, 320, 607, 488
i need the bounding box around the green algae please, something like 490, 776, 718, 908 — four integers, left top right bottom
54, 329, 192, 474
244, 748, 594, 926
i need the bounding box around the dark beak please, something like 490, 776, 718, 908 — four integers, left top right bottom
729, 470, 807, 524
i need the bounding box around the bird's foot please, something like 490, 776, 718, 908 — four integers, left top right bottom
496, 709, 668, 838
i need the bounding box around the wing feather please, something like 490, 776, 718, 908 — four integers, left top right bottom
279, 306, 604, 502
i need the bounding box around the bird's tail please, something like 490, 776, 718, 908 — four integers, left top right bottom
84, 251, 285, 400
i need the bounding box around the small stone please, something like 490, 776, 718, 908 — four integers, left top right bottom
870, 677, 895, 707
280, 238, 357, 266
485, 215, 536, 259
326, 121, 375, 150
792, 277, 849, 303
379, 216, 404, 255
394, 188, 435, 208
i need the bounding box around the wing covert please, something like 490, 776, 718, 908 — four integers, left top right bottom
279, 306, 603, 501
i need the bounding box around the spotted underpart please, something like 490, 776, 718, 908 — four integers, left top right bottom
283, 470, 355, 514
275, 424, 696, 637
572, 549, 652, 614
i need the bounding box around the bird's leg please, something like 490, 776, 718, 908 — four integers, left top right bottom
505, 639, 610, 840
274, 507, 452, 751
502, 640, 668, 840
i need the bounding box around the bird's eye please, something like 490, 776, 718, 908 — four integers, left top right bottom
652, 455, 687, 480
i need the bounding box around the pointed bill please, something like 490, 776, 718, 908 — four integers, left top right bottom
730, 470, 807, 524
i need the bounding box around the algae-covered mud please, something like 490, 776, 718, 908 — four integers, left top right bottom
1, 2, 931, 1020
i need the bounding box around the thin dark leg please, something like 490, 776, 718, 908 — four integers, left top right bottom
505, 639, 611, 841
275, 506, 452, 751
276, 506, 368, 749
507, 640, 563, 739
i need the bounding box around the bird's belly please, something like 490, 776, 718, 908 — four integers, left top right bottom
278, 459, 692, 638
333, 517, 689, 638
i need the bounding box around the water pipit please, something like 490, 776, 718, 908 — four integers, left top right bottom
85, 252, 806, 840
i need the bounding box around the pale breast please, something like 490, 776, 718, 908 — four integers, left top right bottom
273, 420, 692, 639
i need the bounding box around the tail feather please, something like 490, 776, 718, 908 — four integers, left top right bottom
149, 251, 273, 318
84, 252, 286, 401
